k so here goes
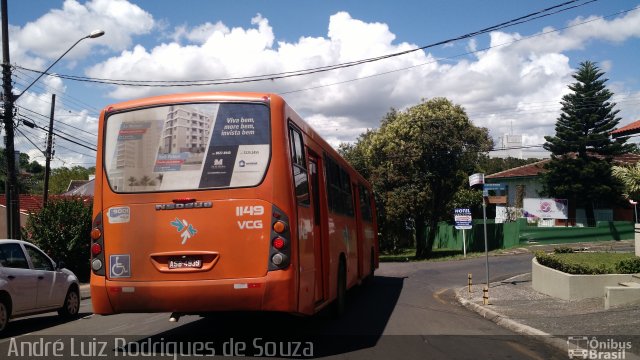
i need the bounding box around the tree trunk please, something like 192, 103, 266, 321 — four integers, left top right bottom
415, 216, 428, 258
585, 201, 596, 227
415, 216, 437, 259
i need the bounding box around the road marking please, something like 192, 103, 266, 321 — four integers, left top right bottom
433, 288, 450, 305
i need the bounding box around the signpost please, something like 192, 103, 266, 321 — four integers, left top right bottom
454, 208, 472, 257
468, 173, 490, 304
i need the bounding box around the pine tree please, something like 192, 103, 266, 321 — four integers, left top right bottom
542, 61, 632, 225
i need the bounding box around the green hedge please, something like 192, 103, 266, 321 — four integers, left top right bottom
535, 251, 640, 275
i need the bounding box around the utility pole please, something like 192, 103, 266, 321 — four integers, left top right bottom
43, 93, 55, 206
2, 0, 21, 239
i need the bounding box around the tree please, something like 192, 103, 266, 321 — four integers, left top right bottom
49, 166, 95, 194
612, 163, 640, 201
22, 197, 93, 282
542, 61, 633, 225
128, 176, 137, 186
343, 98, 492, 258
0, 150, 45, 194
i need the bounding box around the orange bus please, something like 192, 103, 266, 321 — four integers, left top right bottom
90, 92, 378, 318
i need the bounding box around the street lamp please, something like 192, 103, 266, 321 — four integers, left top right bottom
14, 29, 105, 101
2, 1, 105, 239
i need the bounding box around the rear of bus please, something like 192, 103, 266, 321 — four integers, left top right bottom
90, 93, 298, 315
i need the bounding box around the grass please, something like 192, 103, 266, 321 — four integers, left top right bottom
379, 248, 486, 262
553, 252, 634, 269
379, 249, 415, 262
535, 251, 639, 274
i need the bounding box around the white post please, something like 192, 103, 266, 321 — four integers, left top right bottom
462, 229, 467, 257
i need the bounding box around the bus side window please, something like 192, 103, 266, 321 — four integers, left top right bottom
289, 125, 310, 206
359, 185, 373, 222
324, 155, 354, 217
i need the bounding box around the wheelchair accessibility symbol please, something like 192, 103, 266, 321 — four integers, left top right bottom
109, 255, 131, 278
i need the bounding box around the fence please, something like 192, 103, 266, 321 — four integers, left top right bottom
431, 218, 634, 251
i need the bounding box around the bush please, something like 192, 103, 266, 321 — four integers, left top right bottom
22, 197, 92, 282
534, 251, 613, 275
616, 257, 640, 274
553, 246, 575, 254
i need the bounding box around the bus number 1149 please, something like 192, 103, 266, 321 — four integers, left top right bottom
236, 206, 265, 217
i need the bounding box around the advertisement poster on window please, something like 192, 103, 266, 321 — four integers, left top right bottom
199, 103, 270, 188
523, 198, 568, 219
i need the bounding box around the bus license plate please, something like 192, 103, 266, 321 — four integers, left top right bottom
168, 257, 202, 269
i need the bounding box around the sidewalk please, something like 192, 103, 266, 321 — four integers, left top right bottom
457, 271, 640, 357
80, 283, 90, 300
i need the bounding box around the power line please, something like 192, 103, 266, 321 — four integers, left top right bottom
15, 127, 45, 154
12, 70, 101, 115
281, 6, 638, 95
15, 105, 97, 137
16, 114, 97, 151
54, 143, 96, 159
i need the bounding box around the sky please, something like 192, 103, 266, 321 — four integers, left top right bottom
4, 0, 640, 168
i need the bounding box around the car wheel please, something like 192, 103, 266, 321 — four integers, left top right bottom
58, 288, 80, 318
0, 298, 9, 333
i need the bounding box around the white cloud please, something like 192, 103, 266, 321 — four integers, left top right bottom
11, 0, 640, 167
56, 6, 640, 163
12, 0, 153, 64
172, 21, 230, 44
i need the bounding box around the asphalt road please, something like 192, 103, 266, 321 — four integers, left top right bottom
0, 254, 568, 359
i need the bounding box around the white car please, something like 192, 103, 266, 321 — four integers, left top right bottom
0, 239, 80, 333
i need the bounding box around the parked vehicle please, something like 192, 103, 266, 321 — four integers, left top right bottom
0, 239, 80, 333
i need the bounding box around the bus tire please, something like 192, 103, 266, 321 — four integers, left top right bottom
334, 259, 347, 317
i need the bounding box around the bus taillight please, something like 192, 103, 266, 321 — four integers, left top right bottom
272, 237, 286, 250
90, 228, 102, 240
91, 243, 102, 256
273, 221, 287, 233
91, 212, 106, 276
269, 206, 291, 271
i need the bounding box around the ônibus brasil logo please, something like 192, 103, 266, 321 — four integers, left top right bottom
567, 336, 632, 359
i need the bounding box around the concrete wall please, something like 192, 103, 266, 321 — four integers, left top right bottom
531, 258, 634, 300
636, 224, 640, 257
0, 205, 29, 238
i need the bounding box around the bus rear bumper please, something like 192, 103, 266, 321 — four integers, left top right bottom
91, 271, 296, 315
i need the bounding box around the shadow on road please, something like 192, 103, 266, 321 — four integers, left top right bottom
0, 311, 92, 339
125, 275, 404, 357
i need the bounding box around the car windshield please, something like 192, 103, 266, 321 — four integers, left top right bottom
104, 102, 271, 193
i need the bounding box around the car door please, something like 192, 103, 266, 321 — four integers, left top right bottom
0, 243, 37, 314
23, 244, 64, 309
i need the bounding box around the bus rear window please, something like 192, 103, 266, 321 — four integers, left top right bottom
104, 103, 270, 192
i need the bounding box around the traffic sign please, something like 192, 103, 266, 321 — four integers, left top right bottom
483, 183, 506, 191
454, 208, 473, 230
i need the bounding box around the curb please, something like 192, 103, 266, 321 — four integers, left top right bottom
455, 288, 576, 356
455, 281, 640, 360
80, 284, 91, 300
455, 290, 549, 337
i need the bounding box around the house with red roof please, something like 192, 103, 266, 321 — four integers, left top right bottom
611, 119, 640, 138
0, 178, 94, 237
485, 154, 640, 225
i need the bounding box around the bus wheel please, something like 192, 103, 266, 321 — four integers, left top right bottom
334, 259, 347, 317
